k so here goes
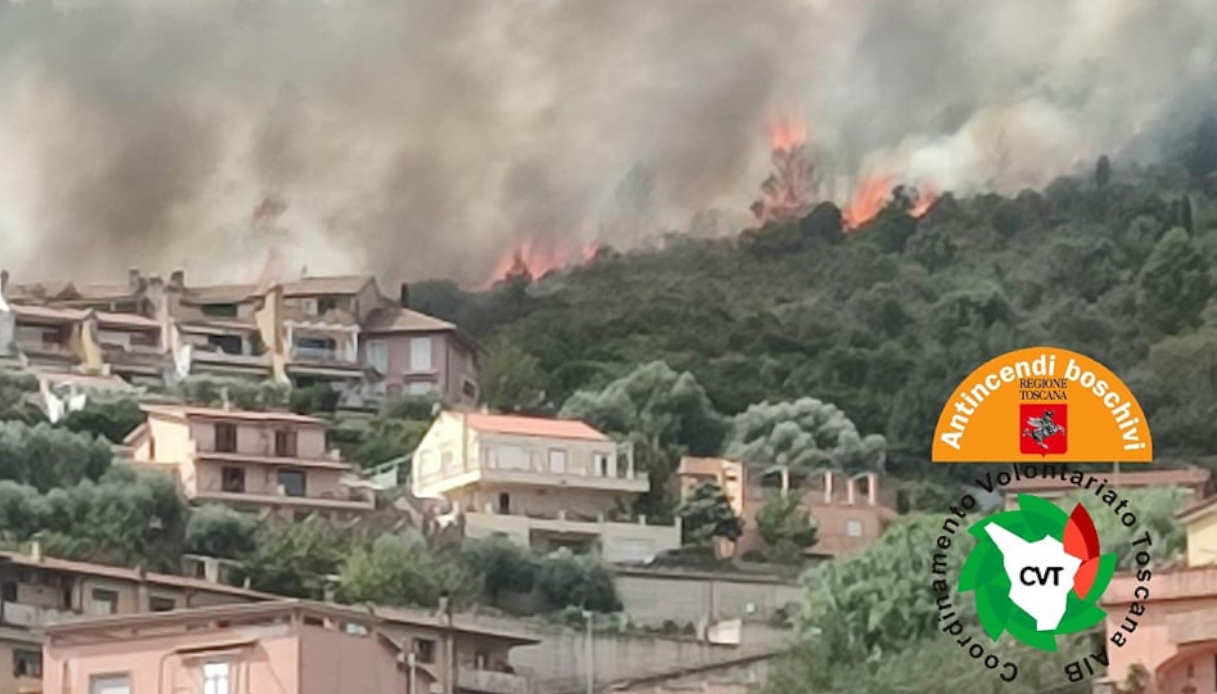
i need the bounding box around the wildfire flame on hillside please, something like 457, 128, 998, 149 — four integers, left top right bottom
751, 117, 817, 225
841, 177, 940, 231
481, 238, 600, 289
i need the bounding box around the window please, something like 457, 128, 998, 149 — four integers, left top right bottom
366, 340, 389, 373
201, 303, 238, 317
594, 453, 610, 477
221, 467, 245, 493
845, 520, 863, 538
203, 662, 231, 694
414, 638, 436, 664
462, 378, 478, 400
407, 380, 436, 395
317, 297, 339, 314
409, 337, 432, 371
13, 649, 41, 678
90, 588, 119, 615
1, 581, 15, 601
474, 651, 488, 670
548, 449, 567, 474
207, 334, 244, 355
150, 596, 176, 612
215, 423, 238, 452
296, 336, 336, 353
278, 469, 307, 497
90, 674, 131, 694
275, 429, 297, 457
498, 493, 510, 514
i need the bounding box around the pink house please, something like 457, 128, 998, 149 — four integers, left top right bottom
42, 601, 411, 694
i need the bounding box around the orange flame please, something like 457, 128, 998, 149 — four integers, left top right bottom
841, 175, 892, 231
753, 117, 816, 224
481, 238, 599, 289
767, 116, 807, 153
909, 182, 939, 218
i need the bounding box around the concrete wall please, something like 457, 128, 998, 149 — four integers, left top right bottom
1187, 511, 1217, 568
613, 655, 774, 694
613, 570, 803, 627
443, 613, 791, 694
464, 512, 680, 564
194, 459, 346, 498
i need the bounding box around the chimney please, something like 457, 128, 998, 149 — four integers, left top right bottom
846, 476, 856, 505
128, 268, 141, 289
30, 540, 41, 563
399, 282, 410, 308
169, 270, 185, 291
867, 472, 878, 506
823, 470, 833, 504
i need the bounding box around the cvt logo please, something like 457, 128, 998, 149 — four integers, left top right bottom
958, 494, 1116, 652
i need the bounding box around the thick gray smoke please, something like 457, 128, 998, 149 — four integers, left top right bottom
0, 0, 1215, 286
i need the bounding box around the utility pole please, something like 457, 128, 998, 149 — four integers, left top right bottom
440, 591, 455, 694
583, 609, 594, 694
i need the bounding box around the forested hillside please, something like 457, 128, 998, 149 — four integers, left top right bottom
414, 157, 1217, 470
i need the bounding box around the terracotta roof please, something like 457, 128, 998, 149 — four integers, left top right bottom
95, 311, 160, 329
0, 550, 274, 601
10, 304, 88, 322
1002, 468, 1210, 492
141, 404, 325, 425
283, 275, 374, 296
462, 412, 609, 441
363, 306, 455, 333
1177, 493, 1217, 522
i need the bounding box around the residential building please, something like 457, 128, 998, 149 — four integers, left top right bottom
675, 457, 897, 559
0, 543, 272, 693
126, 404, 374, 518
41, 599, 540, 694
1098, 493, 1217, 694
1000, 466, 1211, 510
0, 268, 482, 407
412, 411, 680, 563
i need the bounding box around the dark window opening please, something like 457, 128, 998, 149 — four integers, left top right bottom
13, 649, 41, 678
462, 379, 478, 399
113, 301, 139, 313
296, 337, 336, 351
207, 334, 243, 355
215, 423, 238, 453
275, 430, 298, 457
414, 639, 435, 664
201, 303, 238, 317
278, 470, 306, 497
150, 596, 175, 612
221, 467, 245, 493
1, 581, 15, 601
91, 588, 118, 615
497, 492, 510, 514
317, 297, 339, 314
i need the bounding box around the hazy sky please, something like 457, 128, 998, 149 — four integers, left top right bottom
0, 0, 1213, 286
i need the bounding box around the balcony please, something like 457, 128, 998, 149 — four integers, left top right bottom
1, 602, 76, 628
291, 346, 357, 364
457, 669, 530, 694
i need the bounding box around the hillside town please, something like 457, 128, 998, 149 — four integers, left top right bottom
0, 265, 1209, 694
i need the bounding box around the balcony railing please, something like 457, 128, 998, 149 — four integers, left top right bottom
457, 669, 530, 694
291, 346, 357, 364
1, 601, 75, 628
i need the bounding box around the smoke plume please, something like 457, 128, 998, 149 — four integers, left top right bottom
0, 0, 1215, 286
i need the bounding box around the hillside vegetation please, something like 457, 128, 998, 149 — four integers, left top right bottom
415, 158, 1217, 471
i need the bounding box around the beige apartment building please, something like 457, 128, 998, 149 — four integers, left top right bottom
126, 404, 374, 518
41, 600, 539, 694
0, 543, 272, 694
675, 457, 896, 559
413, 411, 681, 563
0, 268, 481, 409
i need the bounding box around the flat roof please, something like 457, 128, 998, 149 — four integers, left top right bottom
142, 404, 325, 425
0, 550, 274, 601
